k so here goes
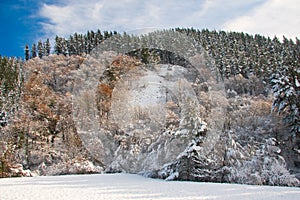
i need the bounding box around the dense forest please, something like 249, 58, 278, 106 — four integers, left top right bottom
0, 28, 299, 186
23, 28, 300, 137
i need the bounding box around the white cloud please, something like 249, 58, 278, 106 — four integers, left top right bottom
39, 1, 106, 37
40, 0, 291, 40
223, 0, 300, 39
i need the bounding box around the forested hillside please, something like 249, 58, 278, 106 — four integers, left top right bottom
25, 28, 299, 137
0, 28, 299, 186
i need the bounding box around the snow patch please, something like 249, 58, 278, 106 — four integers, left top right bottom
0, 174, 300, 200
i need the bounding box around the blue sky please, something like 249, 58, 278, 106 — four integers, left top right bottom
0, 0, 47, 57
0, 0, 299, 58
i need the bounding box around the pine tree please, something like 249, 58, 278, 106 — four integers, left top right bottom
0, 57, 22, 127
61, 38, 68, 56
31, 44, 37, 58
25, 44, 30, 61
54, 36, 62, 55
44, 38, 51, 56
80, 34, 85, 55
67, 35, 75, 56
90, 31, 95, 51
96, 29, 103, 43
103, 31, 110, 40
38, 40, 43, 58
73, 32, 79, 55
271, 65, 300, 137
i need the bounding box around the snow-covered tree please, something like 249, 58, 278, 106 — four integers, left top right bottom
0, 57, 22, 127
271, 65, 300, 137
37, 40, 43, 58
44, 38, 51, 56
54, 36, 62, 55
67, 35, 76, 56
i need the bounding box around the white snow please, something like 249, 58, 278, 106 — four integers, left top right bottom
295, 78, 300, 87
0, 174, 300, 200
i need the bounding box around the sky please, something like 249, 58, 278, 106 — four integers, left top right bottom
0, 0, 299, 58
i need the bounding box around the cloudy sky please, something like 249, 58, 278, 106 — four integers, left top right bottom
0, 0, 299, 57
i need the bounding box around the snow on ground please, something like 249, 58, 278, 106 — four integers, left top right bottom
0, 174, 300, 200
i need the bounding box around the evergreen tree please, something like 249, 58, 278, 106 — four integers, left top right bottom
25, 44, 30, 61
96, 29, 103, 43
67, 35, 76, 56
38, 40, 43, 58
61, 38, 68, 56
0, 57, 22, 126
271, 65, 300, 137
44, 38, 51, 56
103, 31, 110, 40
79, 34, 85, 55
85, 31, 91, 54
90, 31, 95, 51
73, 33, 79, 55
31, 44, 37, 58
54, 36, 62, 55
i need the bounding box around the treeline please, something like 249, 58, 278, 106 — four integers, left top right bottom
25, 30, 118, 60
25, 39, 50, 60
54, 30, 117, 56
176, 28, 299, 81
25, 28, 299, 81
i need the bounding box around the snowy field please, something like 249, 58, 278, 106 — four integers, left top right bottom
1, 174, 300, 200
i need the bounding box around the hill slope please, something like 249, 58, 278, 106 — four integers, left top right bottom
0, 29, 299, 187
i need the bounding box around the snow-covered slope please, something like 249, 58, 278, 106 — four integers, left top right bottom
0, 174, 299, 200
